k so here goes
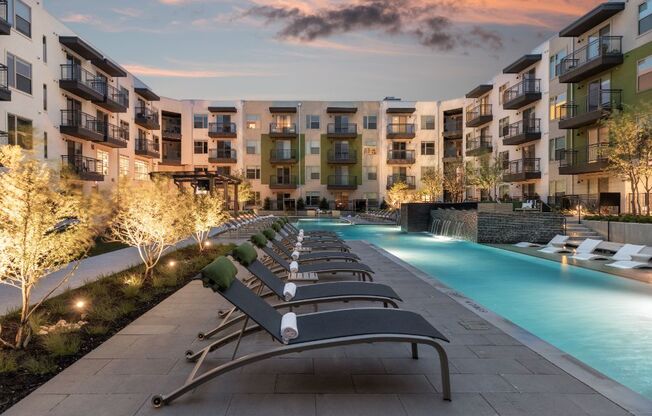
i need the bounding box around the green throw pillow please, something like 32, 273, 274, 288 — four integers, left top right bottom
232, 243, 258, 266
263, 229, 276, 240
271, 222, 282, 232
251, 233, 268, 248
201, 257, 237, 292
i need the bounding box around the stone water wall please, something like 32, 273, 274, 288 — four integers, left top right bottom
476, 212, 565, 244
400, 203, 477, 232
429, 209, 478, 241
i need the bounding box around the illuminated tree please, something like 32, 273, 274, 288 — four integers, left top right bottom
109, 178, 189, 279
465, 154, 504, 201
386, 181, 415, 210
0, 145, 104, 349
230, 170, 254, 210
184, 192, 229, 251
420, 167, 444, 202
443, 163, 466, 203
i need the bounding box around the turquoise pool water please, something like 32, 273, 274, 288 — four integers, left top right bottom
296, 218, 652, 400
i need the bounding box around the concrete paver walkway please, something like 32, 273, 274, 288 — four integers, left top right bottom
4, 241, 649, 416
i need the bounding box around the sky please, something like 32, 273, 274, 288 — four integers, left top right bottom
45, 0, 603, 101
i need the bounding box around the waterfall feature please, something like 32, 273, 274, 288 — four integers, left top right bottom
429, 210, 474, 240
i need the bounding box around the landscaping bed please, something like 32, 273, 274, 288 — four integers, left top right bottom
0, 243, 234, 413
584, 214, 652, 223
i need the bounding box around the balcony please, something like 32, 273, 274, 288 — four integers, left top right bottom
59, 65, 104, 101
503, 158, 541, 182
94, 83, 128, 113
559, 143, 610, 175
61, 155, 104, 181
442, 119, 463, 139
0, 1, 10, 35
386, 123, 415, 139
386, 175, 416, 190
465, 136, 493, 157
503, 119, 541, 145
135, 138, 160, 159
208, 149, 237, 164
502, 79, 541, 110
559, 37, 623, 84
60, 110, 105, 142
208, 122, 237, 139
0, 130, 8, 145
269, 123, 297, 138
162, 125, 181, 140
270, 175, 298, 189
465, 104, 492, 127
0, 63, 9, 101
102, 122, 129, 148
270, 149, 297, 164
135, 107, 160, 130
327, 150, 357, 164
387, 149, 415, 164
558, 89, 621, 130
327, 123, 357, 139
327, 175, 358, 190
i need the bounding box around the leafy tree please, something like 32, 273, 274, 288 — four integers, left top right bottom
386, 181, 415, 210
443, 162, 466, 203
183, 193, 229, 251
465, 154, 504, 201
0, 145, 105, 349
296, 197, 305, 210
420, 167, 444, 202
230, 170, 254, 210
319, 197, 330, 210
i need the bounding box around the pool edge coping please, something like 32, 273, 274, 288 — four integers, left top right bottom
365, 241, 652, 416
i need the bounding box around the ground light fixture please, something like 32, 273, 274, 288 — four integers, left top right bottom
168, 260, 176, 267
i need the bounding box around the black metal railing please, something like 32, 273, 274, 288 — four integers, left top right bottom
60, 64, 105, 94
135, 106, 159, 124
209, 122, 236, 135
0, 0, 7, 22
270, 175, 297, 186
209, 149, 237, 160
327, 149, 357, 163
270, 148, 297, 162
102, 83, 129, 107
443, 148, 462, 158
0, 63, 7, 91
135, 138, 159, 153
387, 149, 416, 162
466, 136, 493, 151
505, 158, 540, 175
559, 89, 622, 120
559, 143, 610, 168
560, 36, 623, 75
61, 155, 103, 176
327, 123, 357, 135
60, 110, 103, 133
386, 123, 415, 134
443, 118, 463, 134
0, 130, 8, 145
328, 175, 357, 187
465, 104, 492, 122
105, 122, 129, 144
503, 78, 541, 103
269, 123, 296, 135
387, 175, 416, 187
505, 118, 541, 138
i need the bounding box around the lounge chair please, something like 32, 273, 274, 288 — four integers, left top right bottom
607, 247, 652, 269
515, 234, 568, 248
569, 239, 606, 260
538, 235, 575, 254
268, 236, 361, 263
151, 256, 451, 407
572, 243, 645, 262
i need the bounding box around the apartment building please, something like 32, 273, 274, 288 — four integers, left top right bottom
1, 0, 651, 212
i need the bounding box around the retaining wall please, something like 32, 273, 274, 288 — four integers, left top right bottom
583, 220, 652, 245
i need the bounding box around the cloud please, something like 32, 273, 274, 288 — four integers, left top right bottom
60, 13, 96, 23
122, 64, 275, 78
112, 8, 143, 18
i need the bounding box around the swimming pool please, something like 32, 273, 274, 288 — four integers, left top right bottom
296, 218, 652, 400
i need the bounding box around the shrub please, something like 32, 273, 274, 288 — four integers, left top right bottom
44, 297, 69, 318
583, 214, 652, 224
379, 199, 388, 209
296, 197, 305, 210
121, 273, 145, 298
114, 300, 136, 318
0, 351, 18, 373
152, 273, 178, 289
86, 324, 109, 336
319, 198, 330, 210
263, 197, 271, 210
22, 356, 57, 375
42, 332, 81, 357
28, 311, 48, 335
88, 301, 121, 323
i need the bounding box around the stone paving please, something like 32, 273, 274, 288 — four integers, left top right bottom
4, 241, 645, 416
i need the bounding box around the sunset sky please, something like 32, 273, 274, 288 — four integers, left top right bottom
45, 0, 603, 101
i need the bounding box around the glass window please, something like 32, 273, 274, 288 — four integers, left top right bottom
7, 53, 32, 95
134, 161, 149, 181
246, 166, 261, 180
306, 192, 320, 206
549, 136, 566, 161
97, 150, 109, 176
246, 114, 260, 129
42, 35, 47, 63
305, 115, 320, 129
549, 93, 567, 120
498, 117, 510, 137
119, 156, 130, 177
246, 140, 259, 154
637, 55, 652, 92
421, 141, 435, 155
193, 114, 208, 129
306, 166, 320, 180
549, 50, 566, 79
194, 141, 208, 154
364, 139, 377, 155
420, 115, 435, 130
498, 83, 507, 105
310, 140, 320, 155
43, 131, 47, 159
15, 0, 31, 37
364, 166, 377, 181
42, 84, 47, 111
640, 1, 652, 35
7, 114, 32, 149
363, 115, 377, 129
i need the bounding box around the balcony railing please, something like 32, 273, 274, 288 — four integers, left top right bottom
0, 1, 9, 36
60, 110, 103, 134
59, 64, 105, 99
559, 36, 623, 82
503, 118, 541, 145
503, 79, 541, 109
270, 175, 298, 188
0, 63, 9, 100
101, 83, 129, 109
208, 122, 237, 137
503, 158, 541, 182
327, 149, 357, 163
387, 174, 416, 189
208, 148, 237, 162
0, 130, 8, 145
443, 118, 463, 138
465, 104, 492, 126
270, 148, 297, 163
327, 175, 358, 188
135, 106, 160, 129
61, 155, 104, 180
104, 122, 129, 147
558, 89, 622, 129
269, 123, 297, 136
327, 123, 357, 136
387, 123, 415, 135
465, 136, 493, 155
559, 143, 610, 174
135, 138, 160, 155
387, 149, 416, 163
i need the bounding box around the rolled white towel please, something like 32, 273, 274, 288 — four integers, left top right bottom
297, 235, 304, 243
291, 250, 300, 260
295, 242, 302, 249
283, 282, 297, 301
299, 229, 304, 235
289, 261, 299, 273
280, 312, 298, 344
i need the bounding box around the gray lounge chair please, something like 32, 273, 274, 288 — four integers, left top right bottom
151, 256, 451, 407
270, 237, 360, 263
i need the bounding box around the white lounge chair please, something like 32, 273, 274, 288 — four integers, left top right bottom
517, 234, 568, 249
607, 250, 652, 269
569, 239, 605, 260
536, 235, 572, 253
572, 243, 644, 262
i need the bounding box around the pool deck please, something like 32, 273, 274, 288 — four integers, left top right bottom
5, 241, 651, 416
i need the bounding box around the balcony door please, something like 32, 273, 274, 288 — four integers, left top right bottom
217, 114, 231, 132
334, 115, 349, 131
522, 107, 535, 130
587, 78, 610, 111
588, 25, 610, 60
66, 98, 81, 126
275, 115, 291, 128
334, 140, 349, 157
67, 140, 82, 158
217, 140, 231, 156
335, 165, 348, 179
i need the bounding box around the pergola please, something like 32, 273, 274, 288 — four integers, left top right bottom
151, 171, 243, 213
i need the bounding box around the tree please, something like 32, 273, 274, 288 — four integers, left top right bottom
386, 181, 415, 210
465, 154, 504, 201
296, 197, 305, 210
109, 178, 189, 279
420, 168, 444, 202
183, 193, 229, 251
263, 197, 271, 210
319, 197, 330, 210
443, 163, 466, 203
0, 145, 105, 349
230, 170, 254, 210
604, 105, 652, 215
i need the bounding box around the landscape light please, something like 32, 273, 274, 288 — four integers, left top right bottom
74, 299, 86, 310
168, 260, 176, 267
204, 241, 212, 247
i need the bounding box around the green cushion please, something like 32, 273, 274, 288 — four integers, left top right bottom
232, 243, 258, 266
271, 222, 282, 232
250, 233, 268, 248
201, 257, 238, 292
263, 229, 276, 240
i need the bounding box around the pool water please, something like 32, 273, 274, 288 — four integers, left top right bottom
296, 218, 652, 400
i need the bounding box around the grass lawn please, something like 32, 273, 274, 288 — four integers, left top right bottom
86, 237, 130, 257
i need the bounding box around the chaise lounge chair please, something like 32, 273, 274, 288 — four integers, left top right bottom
516, 234, 568, 249
607, 247, 652, 269
268, 234, 361, 263
572, 243, 644, 262
538, 235, 578, 254
569, 239, 606, 260
151, 256, 451, 407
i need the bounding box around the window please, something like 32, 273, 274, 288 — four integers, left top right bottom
637, 55, 652, 92
306, 166, 320, 180
420, 115, 435, 130
246, 140, 259, 154
120, 120, 130, 141
309, 140, 320, 155
246, 114, 260, 129
363, 115, 377, 129
421, 141, 435, 155
549, 50, 566, 79
306, 115, 320, 129
119, 156, 130, 177
43, 132, 47, 159
15, 0, 31, 37
134, 161, 149, 181
498, 117, 510, 137
499, 151, 509, 169
97, 150, 109, 176
364, 166, 377, 181
549, 180, 567, 196
193, 114, 208, 129
364, 139, 377, 155
42, 84, 47, 111
549, 136, 566, 161
246, 166, 261, 180
306, 192, 320, 206
7, 114, 32, 149
42, 36, 47, 63
194, 141, 208, 154
549, 93, 567, 120
7, 53, 32, 94
498, 83, 508, 105
640, 1, 652, 35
